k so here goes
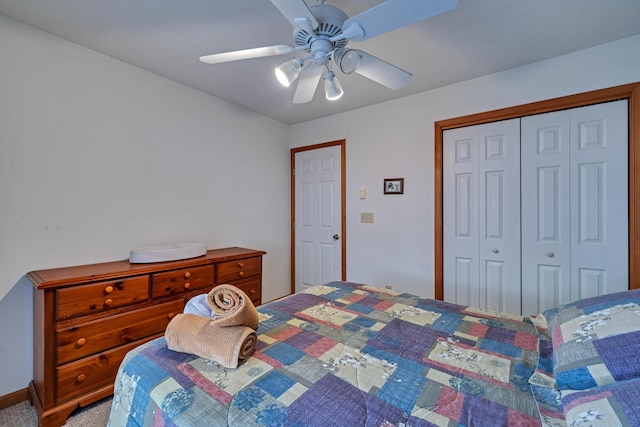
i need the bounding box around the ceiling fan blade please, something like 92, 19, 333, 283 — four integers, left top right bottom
271, 0, 319, 30
199, 45, 295, 64
292, 63, 323, 104
341, 0, 458, 42
351, 50, 412, 90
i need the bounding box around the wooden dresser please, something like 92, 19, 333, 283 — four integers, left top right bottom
27, 246, 265, 427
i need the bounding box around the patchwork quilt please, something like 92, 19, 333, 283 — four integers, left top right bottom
107, 281, 547, 426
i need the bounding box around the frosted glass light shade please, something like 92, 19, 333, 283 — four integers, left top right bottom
275, 58, 302, 87
324, 71, 343, 100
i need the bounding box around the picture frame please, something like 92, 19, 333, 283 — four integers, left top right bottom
384, 178, 404, 194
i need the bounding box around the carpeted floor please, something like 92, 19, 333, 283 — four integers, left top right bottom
0, 397, 112, 427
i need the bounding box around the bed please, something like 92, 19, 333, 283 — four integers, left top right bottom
106, 281, 640, 426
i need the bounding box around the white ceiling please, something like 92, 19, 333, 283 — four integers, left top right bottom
1, 0, 639, 124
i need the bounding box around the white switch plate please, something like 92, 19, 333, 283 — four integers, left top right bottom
359, 187, 366, 199
360, 212, 374, 223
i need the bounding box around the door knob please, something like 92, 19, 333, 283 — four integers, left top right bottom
333, 234, 340, 240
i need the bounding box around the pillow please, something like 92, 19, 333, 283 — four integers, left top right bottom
561, 378, 640, 426
544, 289, 640, 390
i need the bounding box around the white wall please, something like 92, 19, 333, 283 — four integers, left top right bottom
0, 16, 290, 397
290, 35, 640, 299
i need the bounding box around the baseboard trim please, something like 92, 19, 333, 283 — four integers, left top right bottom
0, 387, 29, 410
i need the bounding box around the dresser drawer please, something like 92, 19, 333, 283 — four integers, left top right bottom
56, 300, 183, 365
56, 276, 149, 320
217, 257, 261, 283
56, 336, 157, 403
232, 278, 261, 306
152, 265, 213, 298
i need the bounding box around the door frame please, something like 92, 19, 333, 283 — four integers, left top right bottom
434, 82, 640, 300
290, 139, 347, 294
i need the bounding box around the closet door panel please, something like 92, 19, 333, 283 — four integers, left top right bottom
478, 119, 520, 313
570, 100, 628, 300
444, 127, 480, 307
521, 112, 571, 316
453, 257, 475, 306
522, 100, 628, 314
444, 119, 520, 313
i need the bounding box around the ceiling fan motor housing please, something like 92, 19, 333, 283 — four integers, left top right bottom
294, 4, 349, 50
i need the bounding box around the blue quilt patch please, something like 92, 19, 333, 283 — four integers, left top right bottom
480, 338, 521, 358
429, 311, 463, 335
263, 342, 307, 365
376, 366, 426, 414
347, 303, 376, 314
255, 370, 297, 398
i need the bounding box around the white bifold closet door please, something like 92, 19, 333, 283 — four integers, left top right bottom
443, 118, 521, 314
521, 100, 628, 315
443, 100, 628, 316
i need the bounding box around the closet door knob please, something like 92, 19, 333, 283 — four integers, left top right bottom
492, 248, 499, 254
547, 252, 555, 258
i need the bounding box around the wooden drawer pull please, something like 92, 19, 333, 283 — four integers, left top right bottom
237, 271, 244, 277
76, 373, 87, 383
249, 289, 255, 295
184, 271, 191, 279
104, 285, 114, 294
168, 312, 176, 320
104, 298, 113, 306
184, 282, 191, 289
76, 338, 87, 346
237, 262, 244, 268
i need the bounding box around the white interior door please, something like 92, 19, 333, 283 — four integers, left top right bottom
443, 119, 521, 313
477, 120, 521, 313
521, 100, 628, 315
569, 101, 628, 301
443, 125, 480, 307
521, 111, 572, 315
294, 145, 342, 293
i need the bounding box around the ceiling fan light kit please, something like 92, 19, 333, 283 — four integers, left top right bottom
275, 57, 303, 87
334, 48, 361, 74
324, 70, 344, 100
199, 0, 458, 103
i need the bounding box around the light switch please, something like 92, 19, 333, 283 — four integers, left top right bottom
359, 187, 366, 199
360, 212, 374, 223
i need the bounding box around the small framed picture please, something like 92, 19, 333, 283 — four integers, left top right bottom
384, 178, 404, 194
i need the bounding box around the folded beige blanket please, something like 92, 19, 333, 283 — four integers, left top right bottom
165, 313, 257, 369
207, 284, 259, 330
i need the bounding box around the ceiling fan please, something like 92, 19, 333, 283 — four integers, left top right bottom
199, 0, 458, 103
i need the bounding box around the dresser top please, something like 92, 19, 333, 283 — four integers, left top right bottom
27, 247, 266, 289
